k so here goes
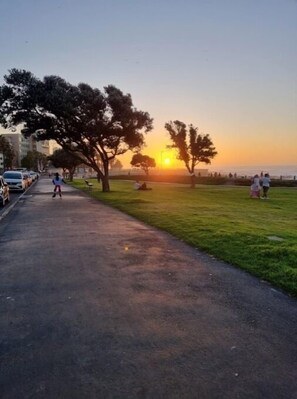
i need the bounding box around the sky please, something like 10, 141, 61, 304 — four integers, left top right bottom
0, 0, 296, 170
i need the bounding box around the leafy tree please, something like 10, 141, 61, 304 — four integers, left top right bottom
0, 134, 14, 169
130, 153, 156, 175
109, 158, 123, 171
21, 150, 47, 171
48, 148, 82, 181
0, 69, 153, 192
165, 120, 217, 188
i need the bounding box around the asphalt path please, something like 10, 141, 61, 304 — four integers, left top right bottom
0, 179, 39, 219
0, 177, 296, 399
0, 192, 21, 217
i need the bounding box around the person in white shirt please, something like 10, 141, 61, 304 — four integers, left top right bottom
134, 181, 141, 190
261, 173, 271, 199
250, 174, 261, 198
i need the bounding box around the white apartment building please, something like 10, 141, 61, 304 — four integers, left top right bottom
32, 138, 50, 156
0, 152, 4, 170
1, 133, 50, 167
3, 133, 31, 167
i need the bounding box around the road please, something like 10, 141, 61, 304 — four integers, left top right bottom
0, 181, 37, 220
0, 192, 20, 213
0, 177, 297, 399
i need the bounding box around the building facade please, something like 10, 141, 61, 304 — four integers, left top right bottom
2, 133, 50, 167
32, 138, 50, 156
3, 133, 31, 167
0, 152, 4, 171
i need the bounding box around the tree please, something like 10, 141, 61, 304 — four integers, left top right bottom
165, 120, 217, 188
48, 148, 82, 181
130, 153, 156, 176
21, 150, 47, 171
0, 135, 14, 169
0, 69, 153, 192
109, 158, 123, 171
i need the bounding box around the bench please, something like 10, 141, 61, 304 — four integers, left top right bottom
85, 180, 93, 190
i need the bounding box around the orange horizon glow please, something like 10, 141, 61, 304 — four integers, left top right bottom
118, 121, 297, 170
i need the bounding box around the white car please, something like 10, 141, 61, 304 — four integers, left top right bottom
2, 171, 27, 192
29, 171, 38, 181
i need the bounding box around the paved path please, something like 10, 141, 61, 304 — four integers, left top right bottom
0, 178, 296, 399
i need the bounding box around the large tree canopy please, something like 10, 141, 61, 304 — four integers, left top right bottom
130, 153, 156, 175
0, 69, 153, 191
165, 120, 217, 188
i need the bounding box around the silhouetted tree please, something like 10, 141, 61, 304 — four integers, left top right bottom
21, 150, 47, 171
130, 153, 156, 175
165, 120, 217, 188
0, 69, 153, 191
109, 158, 123, 171
48, 149, 83, 181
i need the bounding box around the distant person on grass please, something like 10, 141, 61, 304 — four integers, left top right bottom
133, 181, 152, 191
52, 172, 66, 198
134, 180, 141, 190
261, 173, 271, 199
250, 174, 261, 198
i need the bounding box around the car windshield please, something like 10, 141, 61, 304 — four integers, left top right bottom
3, 172, 22, 179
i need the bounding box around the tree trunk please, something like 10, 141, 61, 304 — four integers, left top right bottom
96, 172, 101, 183
69, 168, 75, 182
101, 175, 110, 192
69, 170, 74, 181
190, 173, 196, 189
101, 160, 110, 192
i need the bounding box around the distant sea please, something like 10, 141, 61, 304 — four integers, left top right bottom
208, 164, 297, 179
121, 164, 297, 180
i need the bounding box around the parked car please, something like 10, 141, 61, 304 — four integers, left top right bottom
22, 171, 32, 187
0, 176, 10, 206
29, 171, 38, 181
2, 171, 27, 192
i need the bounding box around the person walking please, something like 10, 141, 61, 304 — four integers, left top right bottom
52, 173, 66, 198
261, 173, 271, 199
250, 174, 261, 198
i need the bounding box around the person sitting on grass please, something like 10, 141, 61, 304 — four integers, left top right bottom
134, 180, 141, 190
134, 181, 152, 191
139, 182, 152, 191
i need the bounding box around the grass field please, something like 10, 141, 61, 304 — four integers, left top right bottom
71, 179, 297, 296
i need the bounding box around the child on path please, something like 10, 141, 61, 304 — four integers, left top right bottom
52, 173, 66, 198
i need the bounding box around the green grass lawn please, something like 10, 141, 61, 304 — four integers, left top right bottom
71, 179, 297, 296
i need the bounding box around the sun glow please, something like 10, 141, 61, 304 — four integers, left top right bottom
163, 157, 171, 166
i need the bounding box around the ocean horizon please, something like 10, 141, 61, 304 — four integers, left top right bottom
208, 164, 297, 178
119, 164, 297, 179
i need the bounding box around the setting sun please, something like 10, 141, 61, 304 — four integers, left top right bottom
163, 157, 171, 166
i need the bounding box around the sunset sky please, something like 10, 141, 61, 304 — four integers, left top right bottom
0, 0, 296, 170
